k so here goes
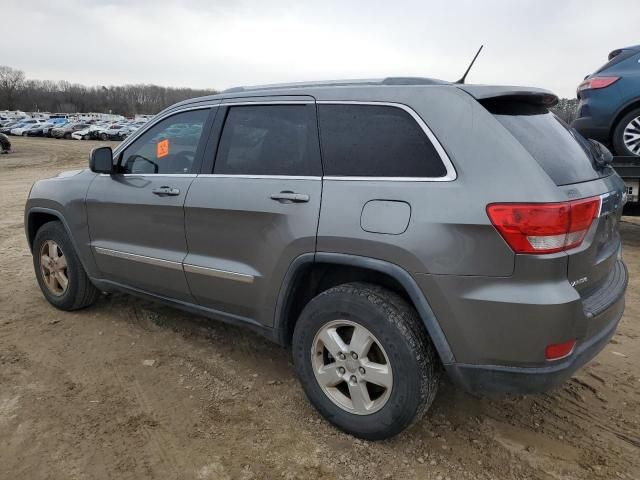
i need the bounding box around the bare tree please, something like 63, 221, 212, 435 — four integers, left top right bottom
0, 65, 217, 116
0, 66, 26, 110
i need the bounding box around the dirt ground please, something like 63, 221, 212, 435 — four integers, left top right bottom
1, 136, 639, 480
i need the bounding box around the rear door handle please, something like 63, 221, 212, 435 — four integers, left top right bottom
152, 186, 180, 196
270, 191, 310, 203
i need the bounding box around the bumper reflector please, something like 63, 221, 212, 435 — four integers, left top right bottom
545, 339, 576, 361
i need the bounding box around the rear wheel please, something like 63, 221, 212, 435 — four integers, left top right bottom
33, 221, 99, 310
100, 133, 108, 141
613, 108, 640, 156
64, 133, 72, 140
292, 282, 439, 440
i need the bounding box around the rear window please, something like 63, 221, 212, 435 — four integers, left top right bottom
484, 101, 611, 186
317, 104, 447, 177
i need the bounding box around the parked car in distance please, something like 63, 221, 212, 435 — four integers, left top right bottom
25, 122, 52, 137
8, 119, 45, 135
43, 121, 65, 137
10, 123, 33, 136
0, 122, 23, 134
71, 126, 95, 140
572, 44, 640, 156
14, 123, 47, 136
97, 124, 128, 140
51, 122, 91, 139
25, 78, 628, 440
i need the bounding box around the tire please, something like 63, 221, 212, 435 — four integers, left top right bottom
100, 133, 108, 141
612, 108, 640, 157
64, 133, 71, 140
33, 221, 99, 311
292, 282, 439, 440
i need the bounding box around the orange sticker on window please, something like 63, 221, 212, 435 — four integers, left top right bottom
157, 139, 169, 159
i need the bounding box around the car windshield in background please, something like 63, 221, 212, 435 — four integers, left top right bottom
484, 101, 611, 186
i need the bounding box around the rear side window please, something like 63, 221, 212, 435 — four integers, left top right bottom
214, 105, 321, 176
317, 104, 447, 177
485, 101, 611, 186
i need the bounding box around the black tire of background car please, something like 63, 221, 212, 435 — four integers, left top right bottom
292, 282, 440, 440
0, 133, 11, 152
33, 221, 100, 311
613, 108, 640, 157
64, 133, 72, 140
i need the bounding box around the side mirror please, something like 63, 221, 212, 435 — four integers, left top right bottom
89, 146, 114, 174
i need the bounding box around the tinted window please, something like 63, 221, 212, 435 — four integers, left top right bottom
120, 109, 208, 174
317, 104, 447, 177
485, 101, 611, 186
214, 105, 320, 176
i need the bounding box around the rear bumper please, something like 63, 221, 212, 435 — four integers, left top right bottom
443, 261, 627, 394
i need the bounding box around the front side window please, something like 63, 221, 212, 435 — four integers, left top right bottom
317, 104, 447, 177
214, 105, 321, 176
120, 109, 209, 174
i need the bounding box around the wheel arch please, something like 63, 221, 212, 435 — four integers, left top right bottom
609, 96, 640, 140
273, 252, 455, 364
26, 208, 77, 254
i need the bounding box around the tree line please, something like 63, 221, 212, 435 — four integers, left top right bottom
0, 66, 217, 117
2, 64, 579, 120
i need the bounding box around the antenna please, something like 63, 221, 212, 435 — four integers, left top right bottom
455, 45, 484, 84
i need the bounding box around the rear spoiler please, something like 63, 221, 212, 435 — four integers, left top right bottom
456, 85, 559, 107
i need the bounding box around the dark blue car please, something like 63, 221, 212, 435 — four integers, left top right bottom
572, 44, 640, 157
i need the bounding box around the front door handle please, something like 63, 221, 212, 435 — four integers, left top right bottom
152, 186, 180, 196
270, 191, 310, 203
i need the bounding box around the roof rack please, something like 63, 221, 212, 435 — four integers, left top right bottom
222, 77, 448, 93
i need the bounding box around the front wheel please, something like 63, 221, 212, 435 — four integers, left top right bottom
292, 283, 440, 440
33, 221, 99, 310
613, 108, 640, 157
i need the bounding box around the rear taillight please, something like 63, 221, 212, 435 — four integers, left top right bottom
577, 76, 619, 93
486, 197, 601, 254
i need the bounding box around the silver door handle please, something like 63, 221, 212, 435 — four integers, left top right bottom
152, 186, 180, 196
270, 191, 310, 203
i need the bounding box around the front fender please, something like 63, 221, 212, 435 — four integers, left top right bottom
25, 169, 99, 278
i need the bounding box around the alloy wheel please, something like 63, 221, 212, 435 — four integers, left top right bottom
311, 320, 393, 415
39, 240, 69, 296
623, 115, 640, 155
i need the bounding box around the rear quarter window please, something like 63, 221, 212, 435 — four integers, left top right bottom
317, 104, 448, 178
484, 100, 611, 186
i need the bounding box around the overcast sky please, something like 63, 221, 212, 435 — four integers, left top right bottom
5, 0, 639, 98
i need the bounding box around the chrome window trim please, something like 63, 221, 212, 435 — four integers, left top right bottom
98, 173, 197, 178
183, 264, 255, 283
94, 247, 183, 271
113, 104, 218, 157
197, 174, 320, 180
222, 100, 314, 106
316, 100, 457, 182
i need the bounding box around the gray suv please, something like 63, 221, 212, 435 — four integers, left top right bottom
25, 78, 628, 439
